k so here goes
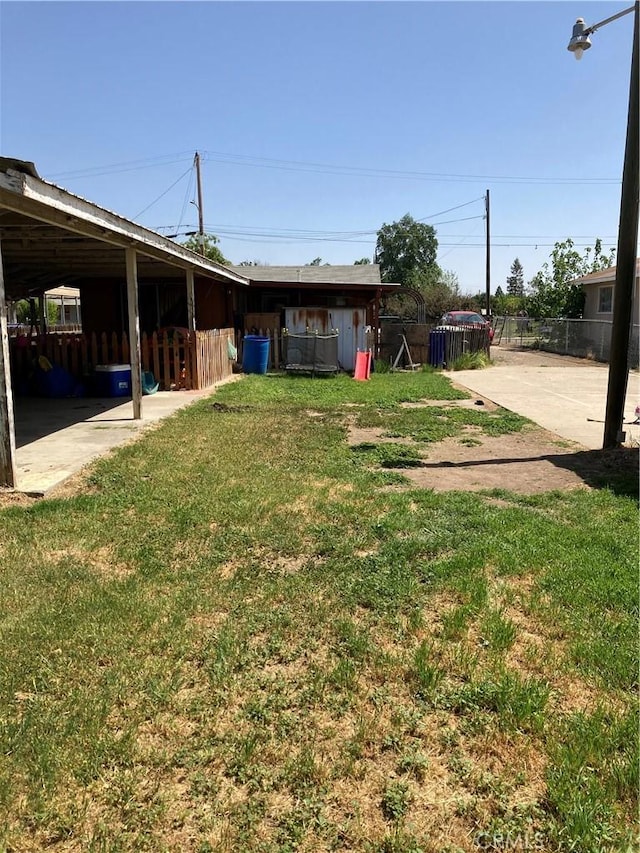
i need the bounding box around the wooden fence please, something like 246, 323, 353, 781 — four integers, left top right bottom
194, 329, 235, 389
9, 329, 234, 393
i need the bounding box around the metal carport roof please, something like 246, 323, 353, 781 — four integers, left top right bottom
0, 158, 249, 489
0, 158, 248, 298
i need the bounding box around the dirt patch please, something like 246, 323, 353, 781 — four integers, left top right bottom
348, 415, 638, 495
399, 429, 588, 494
401, 398, 499, 412
0, 489, 38, 508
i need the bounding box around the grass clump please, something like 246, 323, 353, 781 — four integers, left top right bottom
351, 441, 424, 468
449, 350, 491, 370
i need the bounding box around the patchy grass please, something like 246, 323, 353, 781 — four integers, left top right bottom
0, 371, 637, 852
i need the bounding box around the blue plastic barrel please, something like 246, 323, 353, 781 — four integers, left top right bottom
429, 329, 447, 368
242, 335, 270, 374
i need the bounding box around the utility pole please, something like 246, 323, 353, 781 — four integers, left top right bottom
602, 2, 639, 448
194, 152, 205, 256
567, 3, 639, 448
485, 189, 491, 316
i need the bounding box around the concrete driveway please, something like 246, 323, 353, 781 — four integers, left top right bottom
449, 347, 640, 449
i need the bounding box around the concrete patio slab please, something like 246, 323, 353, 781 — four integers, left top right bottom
449, 348, 640, 450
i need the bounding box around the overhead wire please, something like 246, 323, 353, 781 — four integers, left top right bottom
172, 166, 197, 239
74, 151, 613, 254
199, 149, 620, 186
132, 167, 193, 220
48, 151, 196, 180
46, 149, 620, 186
200, 230, 616, 250
194, 203, 486, 241
437, 220, 486, 263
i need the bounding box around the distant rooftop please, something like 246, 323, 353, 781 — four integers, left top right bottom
578, 259, 640, 285
227, 264, 383, 285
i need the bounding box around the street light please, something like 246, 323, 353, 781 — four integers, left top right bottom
567, 18, 592, 59
568, 3, 639, 449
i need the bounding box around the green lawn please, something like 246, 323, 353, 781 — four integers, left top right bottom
0, 371, 637, 852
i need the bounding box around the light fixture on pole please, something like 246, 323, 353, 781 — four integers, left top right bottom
568, 3, 639, 449
567, 18, 591, 60
567, 5, 635, 57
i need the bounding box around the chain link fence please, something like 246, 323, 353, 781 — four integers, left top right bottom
493, 316, 640, 368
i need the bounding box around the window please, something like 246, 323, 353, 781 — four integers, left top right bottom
598, 286, 613, 313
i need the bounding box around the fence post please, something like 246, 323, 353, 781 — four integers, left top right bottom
565, 321, 569, 355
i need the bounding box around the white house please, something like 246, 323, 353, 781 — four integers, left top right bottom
580, 259, 640, 322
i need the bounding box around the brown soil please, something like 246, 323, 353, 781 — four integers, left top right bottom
348, 407, 637, 495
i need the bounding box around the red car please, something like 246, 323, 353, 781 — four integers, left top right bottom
438, 311, 494, 342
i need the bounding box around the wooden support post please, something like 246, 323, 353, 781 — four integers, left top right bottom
186, 268, 196, 332
0, 240, 17, 487
126, 248, 142, 420
38, 290, 47, 334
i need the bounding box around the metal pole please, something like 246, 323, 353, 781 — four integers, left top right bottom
603, 1, 639, 448
586, 4, 635, 34
194, 151, 205, 256
485, 189, 491, 317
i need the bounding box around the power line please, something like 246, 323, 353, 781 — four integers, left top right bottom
45, 149, 620, 186
416, 197, 485, 221
132, 167, 192, 220
200, 149, 620, 186
438, 220, 485, 263
195, 228, 617, 250
174, 168, 196, 239
156, 218, 618, 250
48, 151, 195, 180
438, 234, 618, 240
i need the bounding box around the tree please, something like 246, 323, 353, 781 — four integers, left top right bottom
307, 257, 330, 266
374, 214, 440, 286
421, 281, 457, 320
15, 297, 58, 327
181, 233, 228, 265
238, 260, 266, 266
506, 258, 524, 296
382, 268, 459, 321
417, 270, 459, 319
15, 299, 33, 324
353, 257, 371, 265
527, 238, 615, 318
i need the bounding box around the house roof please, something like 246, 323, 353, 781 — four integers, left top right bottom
227, 264, 394, 287
0, 158, 249, 299
44, 285, 80, 299
578, 259, 640, 286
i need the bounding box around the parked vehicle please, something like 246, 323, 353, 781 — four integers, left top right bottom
438, 311, 494, 341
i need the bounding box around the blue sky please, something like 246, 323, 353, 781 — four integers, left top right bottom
0, 1, 634, 293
